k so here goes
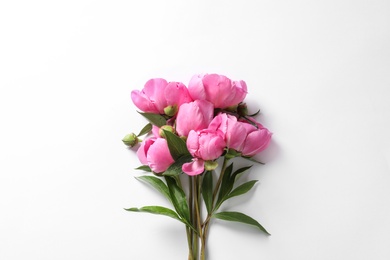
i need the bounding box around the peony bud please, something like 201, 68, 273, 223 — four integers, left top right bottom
122, 133, 140, 147
159, 125, 175, 138
163, 105, 178, 117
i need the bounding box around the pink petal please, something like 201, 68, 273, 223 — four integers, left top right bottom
242, 128, 272, 156
202, 74, 233, 108
131, 90, 158, 113
143, 78, 168, 114
188, 74, 206, 100
164, 82, 192, 107
147, 138, 174, 173
182, 159, 205, 176
136, 139, 155, 165
186, 130, 200, 157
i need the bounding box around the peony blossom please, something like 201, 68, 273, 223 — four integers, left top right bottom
175, 100, 214, 137
131, 79, 192, 115
208, 113, 246, 151
209, 114, 272, 157
182, 129, 226, 176
240, 120, 272, 157
136, 138, 174, 173
188, 73, 247, 108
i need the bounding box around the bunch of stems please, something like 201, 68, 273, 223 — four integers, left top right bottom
185, 158, 229, 260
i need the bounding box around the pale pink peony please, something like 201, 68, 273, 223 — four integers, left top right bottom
136, 138, 174, 173
188, 74, 247, 108
182, 129, 226, 176
175, 100, 214, 137
131, 79, 192, 115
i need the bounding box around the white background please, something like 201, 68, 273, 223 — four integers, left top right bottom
1, 0, 390, 259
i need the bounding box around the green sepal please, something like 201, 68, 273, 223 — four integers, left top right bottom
242, 156, 265, 164
163, 155, 192, 176
135, 165, 152, 172
137, 123, 152, 137
201, 171, 213, 214
138, 112, 167, 127
213, 211, 270, 235
163, 130, 190, 160
136, 175, 171, 202
225, 149, 241, 160
247, 108, 261, 117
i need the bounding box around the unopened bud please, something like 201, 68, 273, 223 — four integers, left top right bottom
164, 105, 178, 117
159, 125, 175, 138
237, 103, 248, 117
122, 133, 139, 147
205, 160, 218, 171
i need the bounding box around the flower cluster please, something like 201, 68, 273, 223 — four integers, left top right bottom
123, 73, 272, 260
127, 73, 271, 175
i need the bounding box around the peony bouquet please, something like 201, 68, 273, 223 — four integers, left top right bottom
122, 73, 272, 260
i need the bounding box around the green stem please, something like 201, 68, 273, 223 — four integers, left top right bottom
187, 226, 193, 260
201, 157, 230, 258
194, 175, 205, 260
211, 157, 229, 206
190, 176, 198, 259
174, 176, 193, 259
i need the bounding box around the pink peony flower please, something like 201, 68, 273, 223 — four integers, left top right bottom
175, 100, 214, 137
208, 113, 246, 151
188, 74, 247, 108
136, 138, 174, 173
182, 129, 226, 176
131, 79, 192, 115
209, 113, 272, 157
240, 120, 272, 157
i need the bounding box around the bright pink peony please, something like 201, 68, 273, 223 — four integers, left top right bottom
182, 129, 226, 176
136, 138, 174, 173
131, 79, 192, 115
209, 114, 272, 157
175, 100, 214, 137
240, 120, 272, 157
188, 74, 247, 108
208, 113, 246, 151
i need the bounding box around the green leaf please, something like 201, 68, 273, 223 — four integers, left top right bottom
138, 112, 167, 127
125, 206, 181, 222
213, 211, 270, 235
135, 165, 152, 172
163, 130, 190, 160
126, 206, 197, 234
226, 180, 258, 201
163, 155, 192, 176
137, 123, 152, 137
231, 165, 253, 181
216, 163, 234, 206
201, 171, 213, 214
136, 176, 171, 202
215, 165, 254, 210
165, 176, 190, 223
